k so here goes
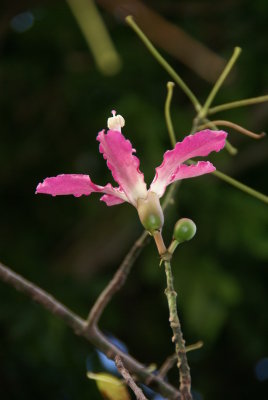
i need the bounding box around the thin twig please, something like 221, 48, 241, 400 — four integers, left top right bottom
0, 262, 180, 399
199, 47, 242, 118
86, 231, 149, 327
197, 120, 266, 139
115, 355, 148, 400
125, 15, 201, 112
126, 17, 268, 204
208, 94, 268, 115
158, 353, 177, 379
184, 159, 268, 204
165, 81, 176, 147
157, 341, 204, 380
212, 169, 268, 204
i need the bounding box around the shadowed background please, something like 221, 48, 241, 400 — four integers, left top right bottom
0, 0, 268, 399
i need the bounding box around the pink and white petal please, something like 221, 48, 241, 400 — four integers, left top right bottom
150, 161, 216, 198
36, 174, 129, 204
150, 130, 227, 197
36, 174, 100, 197
100, 183, 129, 204
97, 129, 147, 206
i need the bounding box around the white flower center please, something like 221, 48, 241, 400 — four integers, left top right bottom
107, 110, 125, 132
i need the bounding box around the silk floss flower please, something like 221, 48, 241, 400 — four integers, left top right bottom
36, 111, 227, 234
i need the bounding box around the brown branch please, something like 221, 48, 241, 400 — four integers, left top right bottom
158, 353, 177, 380
0, 261, 180, 399
115, 355, 148, 400
86, 230, 149, 327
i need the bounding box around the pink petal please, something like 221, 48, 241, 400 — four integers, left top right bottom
163, 161, 215, 182
100, 194, 126, 206
36, 174, 128, 204
97, 129, 147, 206
150, 130, 227, 197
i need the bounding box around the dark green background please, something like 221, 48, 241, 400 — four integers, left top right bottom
0, 1, 267, 399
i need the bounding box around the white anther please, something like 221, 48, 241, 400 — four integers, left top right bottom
107, 110, 125, 132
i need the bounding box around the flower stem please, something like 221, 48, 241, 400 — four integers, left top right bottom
153, 230, 167, 256
208, 94, 268, 115
164, 259, 192, 400
125, 15, 201, 112
199, 46, 242, 118
165, 81, 177, 147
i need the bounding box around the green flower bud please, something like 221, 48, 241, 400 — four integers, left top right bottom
137, 192, 164, 234
173, 218, 196, 243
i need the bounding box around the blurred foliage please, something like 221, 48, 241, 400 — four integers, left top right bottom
0, 1, 268, 399
87, 373, 131, 400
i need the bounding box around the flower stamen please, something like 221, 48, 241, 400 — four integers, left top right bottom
107, 110, 125, 132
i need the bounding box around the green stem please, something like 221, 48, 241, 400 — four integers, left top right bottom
199, 47, 242, 118
185, 159, 268, 204
164, 260, 192, 400
212, 170, 268, 204
208, 94, 268, 115
125, 16, 201, 112
165, 81, 177, 147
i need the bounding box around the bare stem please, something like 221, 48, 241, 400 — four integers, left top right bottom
164, 259, 192, 400
199, 47, 242, 118
157, 341, 203, 380
115, 355, 148, 400
158, 353, 178, 379
125, 15, 201, 112
165, 81, 177, 147
126, 15, 267, 205
185, 158, 268, 204
208, 94, 268, 115
0, 262, 180, 399
197, 120, 266, 139
212, 170, 268, 204
151, 229, 192, 400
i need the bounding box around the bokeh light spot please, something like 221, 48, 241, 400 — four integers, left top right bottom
255, 357, 268, 381
10, 11, 34, 33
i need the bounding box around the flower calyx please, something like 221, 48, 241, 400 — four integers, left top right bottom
137, 191, 164, 235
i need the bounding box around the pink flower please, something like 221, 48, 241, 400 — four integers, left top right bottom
36, 111, 227, 232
